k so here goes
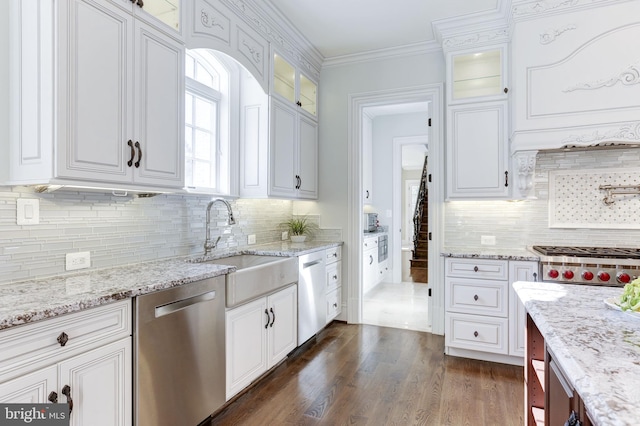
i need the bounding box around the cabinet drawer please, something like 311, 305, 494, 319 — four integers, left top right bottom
326, 261, 342, 293
0, 300, 131, 381
446, 277, 508, 317
363, 238, 378, 251
325, 246, 342, 264
445, 258, 508, 280
326, 288, 341, 323
445, 313, 508, 354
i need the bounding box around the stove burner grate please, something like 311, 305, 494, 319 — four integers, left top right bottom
532, 246, 640, 260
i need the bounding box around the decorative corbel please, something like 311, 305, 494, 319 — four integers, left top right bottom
512, 150, 538, 198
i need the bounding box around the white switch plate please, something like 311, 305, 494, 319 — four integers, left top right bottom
481, 235, 496, 245
66, 252, 91, 271
17, 199, 40, 225
248, 234, 256, 244
282, 231, 288, 240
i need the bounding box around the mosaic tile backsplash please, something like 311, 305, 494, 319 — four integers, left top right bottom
444, 148, 640, 251
0, 187, 339, 285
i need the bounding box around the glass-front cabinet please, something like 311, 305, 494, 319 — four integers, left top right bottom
141, 0, 181, 32
448, 45, 507, 104
272, 52, 317, 118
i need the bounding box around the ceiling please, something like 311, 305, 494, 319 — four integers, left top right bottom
267, 0, 499, 58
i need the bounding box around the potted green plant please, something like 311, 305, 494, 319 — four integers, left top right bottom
282, 216, 317, 243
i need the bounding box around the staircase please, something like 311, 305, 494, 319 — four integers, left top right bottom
410, 156, 429, 283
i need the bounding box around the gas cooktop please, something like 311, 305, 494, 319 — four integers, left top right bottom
532, 245, 640, 260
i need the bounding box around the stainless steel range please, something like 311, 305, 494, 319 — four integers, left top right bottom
531, 245, 640, 287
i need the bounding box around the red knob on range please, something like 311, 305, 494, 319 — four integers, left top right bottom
548, 269, 559, 279
563, 270, 574, 280
598, 272, 611, 282
617, 272, 631, 284
582, 271, 594, 281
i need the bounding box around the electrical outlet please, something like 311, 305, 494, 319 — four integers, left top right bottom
248, 234, 256, 244
66, 252, 91, 271
481, 235, 496, 246
282, 231, 288, 241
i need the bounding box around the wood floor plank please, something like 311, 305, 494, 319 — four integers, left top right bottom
207, 322, 523, 426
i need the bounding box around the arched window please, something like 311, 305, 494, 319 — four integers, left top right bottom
184, 49, 233, 193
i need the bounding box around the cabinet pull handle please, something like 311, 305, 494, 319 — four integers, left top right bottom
369, 255, 373, 265
473, 266, 479, 272
61, 385, 73, 414
269, 307, 275, 327
57, 332, 69, 347
473, 331, 479, 338
127, 140, 135, 167
505, 171, 509, 187
134, 141, 142, 168
365, 190, 369, 199
264, 309, 269, 329
473, 295, 479, 301
48, 391, 58, 403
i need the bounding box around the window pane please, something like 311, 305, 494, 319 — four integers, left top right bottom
194, 161, 211, 187
185, 127, 193, 157
195, 129, 212, 160
185, 94, 193, 125
196, 63, 214, 88
185, 55, 195, 80
195, 97, 212, 129
185, 160, 193, 187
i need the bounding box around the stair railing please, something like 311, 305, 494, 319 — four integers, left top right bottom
412, 156, 429, 258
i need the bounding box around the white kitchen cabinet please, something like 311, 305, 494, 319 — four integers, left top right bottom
108, 0, 182, 36
325, 246, 342, 323
272, 52, 318, 119
269, 98, 318, 199
0, 300, 132, 426
448, 44, 508, 105
445, 257, 526, 365
6, 0, 184, 191
508, 261, 538, 357
226, 284, 297, 400
446, 101, 509, 199
362, 237, 379, 294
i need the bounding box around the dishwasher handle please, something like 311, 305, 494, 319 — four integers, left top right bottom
302, 260, 323, 269
155, 291, 216, 318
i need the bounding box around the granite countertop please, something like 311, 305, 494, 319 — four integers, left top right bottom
441, 248, 540, 261
0, 240, 342, 331
514, 281, 640, 426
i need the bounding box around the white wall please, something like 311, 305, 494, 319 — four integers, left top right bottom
0, 0, 8, 181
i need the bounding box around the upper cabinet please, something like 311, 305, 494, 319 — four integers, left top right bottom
449, 45, 508, 105
272, 52, 318, 119
5, 0, 184, 191
107, 0, 182, 36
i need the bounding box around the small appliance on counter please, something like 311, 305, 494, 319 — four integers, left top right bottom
364, 213, 378, 232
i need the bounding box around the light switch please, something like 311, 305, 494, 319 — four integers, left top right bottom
17, 199, 40, 225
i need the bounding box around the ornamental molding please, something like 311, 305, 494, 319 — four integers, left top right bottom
539, 24, 576, 44
200, 9, 225, 30
224, 0, 319, 78
511, 0, 625, 18
561, 122, 640, 144
442, 28, 509, 49
563, 61, 640, 92
512, 151, 538, 196
242, 39, 261, 64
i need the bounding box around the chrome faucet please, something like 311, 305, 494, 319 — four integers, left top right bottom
204, 198, 236, 255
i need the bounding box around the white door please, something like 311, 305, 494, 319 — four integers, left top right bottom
269, 99, 297, 197
0, 365, 57, 404
225, 297, 268, 399
133, 20, 184, 187
267, 285, 297, 368
57, 0, 134, 183
58, 338, 132, 426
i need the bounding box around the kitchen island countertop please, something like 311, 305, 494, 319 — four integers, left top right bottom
0, 240, 342, 331
442, 248, 539, 261
514, 281, 640, 426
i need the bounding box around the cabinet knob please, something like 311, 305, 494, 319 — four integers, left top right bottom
473, 266, 479, 272
48, 391, 58, 403
333, 303, 338, 308
333, 275, 338, 280
136, 0, 144, 7
473, 331, 479, 338
473, 295, 479, 301
61, 385, 73, 414
57, 331, 69, 347
503, 87, 508, 93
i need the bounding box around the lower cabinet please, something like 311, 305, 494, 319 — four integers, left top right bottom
325, 246, 342, 323
225, 284, 297, 400
0, 301, 132, 426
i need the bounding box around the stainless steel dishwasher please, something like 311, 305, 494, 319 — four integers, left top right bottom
298, 251, 326, 345
134, 276, 225, 426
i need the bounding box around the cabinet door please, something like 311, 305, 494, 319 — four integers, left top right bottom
509, 261, 538, 357
269, 99, 297, 197
267, 286, 297, 368
0, 365, 57, 404
362, 114, 373, 203
57, 0, 134, 183
363, 249, 378, 294
447, 101, 509, 198
225, 297, 268, 400
297, 115, 318, 199
58, 338, 132, 426
448, 45, 508, 104
133, 20, 184, 187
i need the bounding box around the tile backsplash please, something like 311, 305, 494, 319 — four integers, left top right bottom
444, 148, 640, 251
0, 187, 338, 285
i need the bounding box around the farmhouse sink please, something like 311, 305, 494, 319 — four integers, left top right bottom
203, 255, 298, 307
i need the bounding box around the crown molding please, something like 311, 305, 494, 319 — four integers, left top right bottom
322, 41, 442, 69
511, 0, 634, 21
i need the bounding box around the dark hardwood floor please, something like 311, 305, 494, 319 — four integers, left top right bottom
207, 322, 524, 425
